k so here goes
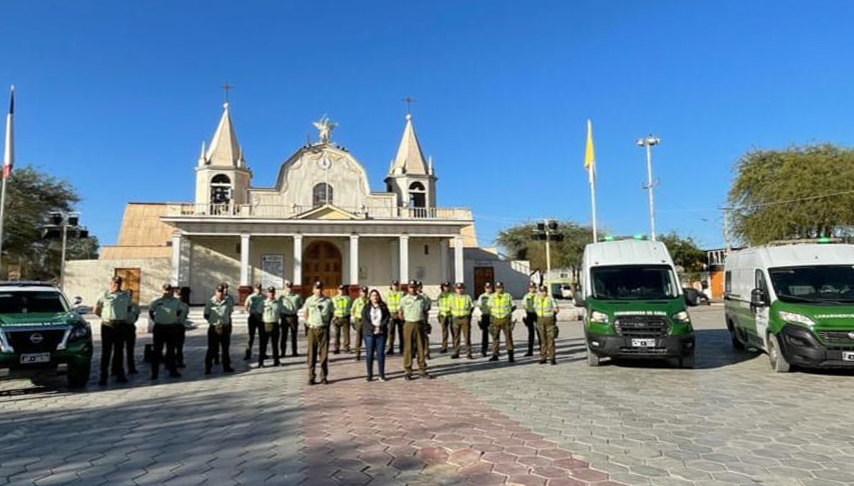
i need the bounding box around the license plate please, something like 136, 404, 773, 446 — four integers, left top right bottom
843, 352, 854, 362
631, 338, 656, 348
20, 353, 51, 364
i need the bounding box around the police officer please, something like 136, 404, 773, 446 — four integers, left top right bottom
400, 280, 432, 380
244, 283, 264, 361
209, 281, 233, 366
280, 281, 303, 357
94, 276, 132, 385
259, 287, 283, 368
173, 286, 190, 368
521, 282, 540, 357
450, 282, 474, 359
204, 284, 235, 374
332, 285, 352, 354
437, 282, 453, 353
488, 282, 516, 362
303, 281, 333, 385
350, 286, 368, 361
149, 283, 184, 379
125, 290, 140, 374
385, 280, 404, 355
476, 283, 494, 357
416, 281, 432, 360
535, 285, 560, 365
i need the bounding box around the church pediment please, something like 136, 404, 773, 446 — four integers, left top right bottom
295, 204, 359, 220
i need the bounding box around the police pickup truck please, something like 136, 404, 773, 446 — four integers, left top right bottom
0, 282, 93, 387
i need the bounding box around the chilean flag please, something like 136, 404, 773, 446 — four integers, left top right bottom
2, 86, 13, 179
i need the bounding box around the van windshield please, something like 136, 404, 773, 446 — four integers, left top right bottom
590, 265, 679, 300
769, 265, 854, 304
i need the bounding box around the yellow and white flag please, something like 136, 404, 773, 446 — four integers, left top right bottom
584, 119, 598, 242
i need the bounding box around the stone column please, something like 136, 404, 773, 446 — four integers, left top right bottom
440, 238, 449, 283
239, 234, 252, 305
349, 234, 360, 286
454, 235, 464, 284
399, 234, 410, 285
171, 233, 182, 287
390, 239, 399, 282
293, 234, 303, 287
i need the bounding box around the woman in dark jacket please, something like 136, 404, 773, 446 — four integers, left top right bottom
361, 289, 390, 381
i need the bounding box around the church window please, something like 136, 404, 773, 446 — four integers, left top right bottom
210, 174, 232, 206
408, 182, 426, 208
313, 183, 333, 207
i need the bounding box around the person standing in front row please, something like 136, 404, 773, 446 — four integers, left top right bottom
521, 282, 540, 357
258, 287, 282, 368
350, 286, 368, 361
125, 290, 140, 375
476, 283, 494, 357
244, 283, 264, 361
416, 281, 432, 360
400, 280, 432, 381
173, 287, 190, 368
204, 284, 235, 374
362, 289, 389, 382
488, 282, 516, 363
304, 281, 333, 385
535, 285, 559, 365
94, 276, 132, 386
385, 280, 403, 355
149, 283, 184, 380
332, 285, 352, 354
437, 282, 453, 353
450, 283, 474, 359
280, 281, 303, 357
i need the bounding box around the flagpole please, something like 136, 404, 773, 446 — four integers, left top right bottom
0, 85, 13, 276
585, 119, 598, 243
589, 159, 597, 243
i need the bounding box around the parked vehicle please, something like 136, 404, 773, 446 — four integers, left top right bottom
575, 237, 696, 368
683, 287, 710, 306
724, 241, 854, 372
0, 282, 93, 387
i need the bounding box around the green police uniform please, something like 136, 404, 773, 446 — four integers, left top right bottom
332, 294, 352, 353
385, 289, 404, 354
244, 292, 265, 359
535, 294, 559, 363
303, 294, 333, 383
437, 291, 453, 352
204, 295, 234, 373
522, 290, 540, 356
487, 291, 515, 360
175, 296, 190, 367
149, 295, 184, 379
450, 293, 474, 358
350, 296, 367, 359
96, 290, 132, 384
400, 293, 431, 377
280, 291, 303, 356
125, 300, 140, 374
259, 298, 283, 367
476, 291, 493, 357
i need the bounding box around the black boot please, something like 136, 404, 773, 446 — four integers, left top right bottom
509, 351, 515, 363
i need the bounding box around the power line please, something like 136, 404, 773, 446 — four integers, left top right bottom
726, 188, 854, 211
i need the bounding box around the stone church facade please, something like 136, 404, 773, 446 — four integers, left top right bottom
65, 102, 529, 306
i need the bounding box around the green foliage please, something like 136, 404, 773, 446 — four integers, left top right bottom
496, 221, 601, 273
1, 166, 99, 280
728, 144, 854, 245
657, 232, 706, 273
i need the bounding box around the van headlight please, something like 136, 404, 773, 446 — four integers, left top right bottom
778, 311, 815, 328
672, 311, 691, 323
590, 311, 609, 324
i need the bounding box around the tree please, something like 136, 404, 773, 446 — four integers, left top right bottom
1, 166, 99, 280
658, 232, 706, 276
728, 144, 854, 245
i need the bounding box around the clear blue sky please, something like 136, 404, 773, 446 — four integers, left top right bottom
3, 1, 854, 250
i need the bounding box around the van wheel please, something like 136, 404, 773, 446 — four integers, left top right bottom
587, 347, 600, 367
730, 325, 745, 350
680, 352, 695, 369
768, 334, 790, 373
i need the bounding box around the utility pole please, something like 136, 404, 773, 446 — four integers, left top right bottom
43, 212, 87, 289
722, 207, 732, 254
532, 220, 563, 295
637, 135, 660, 240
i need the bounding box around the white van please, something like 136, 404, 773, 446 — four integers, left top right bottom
724, 241, 854, 372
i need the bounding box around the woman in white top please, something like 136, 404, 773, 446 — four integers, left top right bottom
361, 289, 390, 382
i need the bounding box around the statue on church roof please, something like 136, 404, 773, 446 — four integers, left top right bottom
313, 115, 337, 144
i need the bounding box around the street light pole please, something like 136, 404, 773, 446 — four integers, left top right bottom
60, 223, 68, 289
544, 219, 552, 292
637, 135, 660, 241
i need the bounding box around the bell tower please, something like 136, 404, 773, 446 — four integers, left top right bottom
384, 113, 437, 212
194, 102, 251, 207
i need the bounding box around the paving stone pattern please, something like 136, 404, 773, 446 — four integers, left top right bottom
2, 306, 854, 486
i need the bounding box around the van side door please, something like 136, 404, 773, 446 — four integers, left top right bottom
752, 269, 771, 350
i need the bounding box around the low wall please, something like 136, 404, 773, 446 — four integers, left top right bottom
63, 257, 171, 307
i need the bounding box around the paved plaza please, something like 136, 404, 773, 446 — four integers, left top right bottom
2, 306, 854, 486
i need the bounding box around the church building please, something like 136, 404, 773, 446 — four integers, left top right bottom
65, 102, 529, 305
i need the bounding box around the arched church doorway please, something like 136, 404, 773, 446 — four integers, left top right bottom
302, 241, 342, 296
